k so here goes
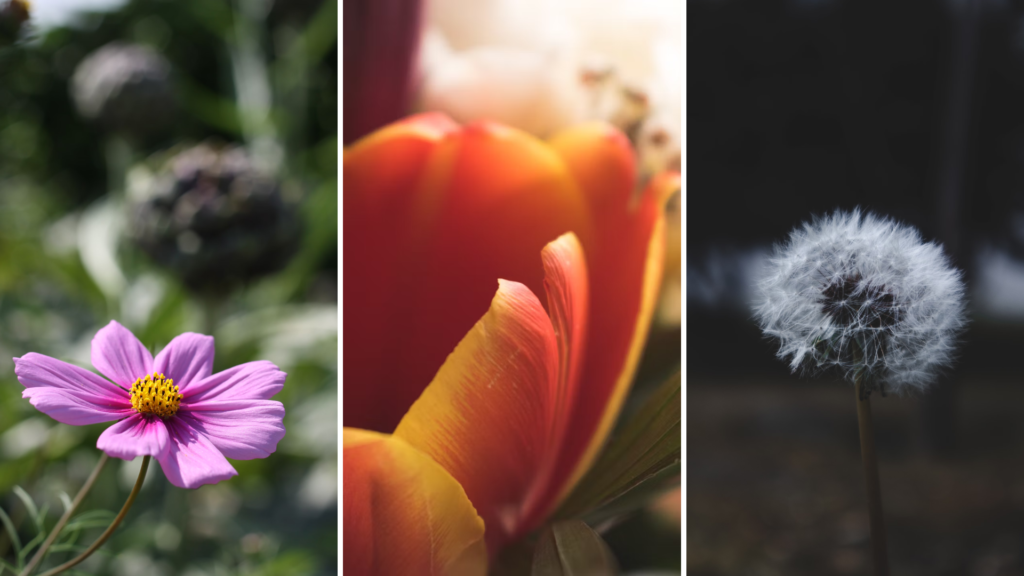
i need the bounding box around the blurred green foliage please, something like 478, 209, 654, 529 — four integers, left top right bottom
0, 0, 337, 574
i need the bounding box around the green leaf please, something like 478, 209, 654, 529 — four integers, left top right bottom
18, 531, 44, 564
274, 0, 337, 72
46, 544, 90, 554
179, 77, 244, 134
0, 505, 22, 557
531, 521, 618, 576
12, 486, 40, 534
184, 0, 234, 37
66, 510, 116, 523
56, 530, 81, 547
251, 550, 319, 576
62, 509, 116, 533
555, 372, 680, 519
35, 503, 49, 534
61, 518, 113, 532
58, 492, 73, 516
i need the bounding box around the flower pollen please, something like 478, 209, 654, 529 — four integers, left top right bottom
130, 372, 182, 418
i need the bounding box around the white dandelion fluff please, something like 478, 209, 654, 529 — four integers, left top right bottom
754, 209, 967, 394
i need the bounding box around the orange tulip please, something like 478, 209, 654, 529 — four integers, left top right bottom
343, 114, 678, 572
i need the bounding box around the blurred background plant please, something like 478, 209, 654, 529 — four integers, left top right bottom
0, 0, 337, 574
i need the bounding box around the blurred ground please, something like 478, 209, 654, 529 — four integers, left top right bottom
688, 377, 1024, 576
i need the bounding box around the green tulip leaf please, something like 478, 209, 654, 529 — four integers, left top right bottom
531, 520, 618, 576
555, 371, 680, 520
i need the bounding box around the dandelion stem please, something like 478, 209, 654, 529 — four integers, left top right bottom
34, 456, 150, 576
855, 378, 890, 576
19, 453, 109, 576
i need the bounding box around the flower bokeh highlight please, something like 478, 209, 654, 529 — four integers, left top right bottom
14, 321, 287, 488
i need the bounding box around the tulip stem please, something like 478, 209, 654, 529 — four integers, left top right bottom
855, 378, 890, 576
33, 456, 149, 576
19, 454, 109, 576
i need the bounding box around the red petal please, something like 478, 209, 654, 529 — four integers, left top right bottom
344, 116, 590, 433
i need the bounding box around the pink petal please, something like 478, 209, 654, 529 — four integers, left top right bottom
181, 361, 285, 402
153, 333, 215, 389
96, 414, 170, 460
14, 353, 132, 425
91, 321, 153, 387
157, 417, 237, 489
21, 389, 133, 426
176, 400, 285, 460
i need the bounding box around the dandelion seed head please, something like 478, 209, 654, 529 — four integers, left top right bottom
753, 209, 967, 394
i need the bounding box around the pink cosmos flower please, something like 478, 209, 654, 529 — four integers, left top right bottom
13, 321, 286, 489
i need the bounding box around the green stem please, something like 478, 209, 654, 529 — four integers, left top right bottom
19, 454, 109, 576
855, 378, 890, 576
34, 456, 150, 576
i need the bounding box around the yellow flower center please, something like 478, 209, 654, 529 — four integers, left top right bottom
130, 373, 182, 418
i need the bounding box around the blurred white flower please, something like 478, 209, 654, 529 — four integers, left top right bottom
418, 0, 680, 174
418, 29, 585, 137
29, 0, 127, 29
973, 245, 1024, 320
297, 458, 337, 513
154, 522, 182, 552
112, 552, 172, 576
1, 417, 52, 458
754, 209, 966, 394
281, 389, 336, 458
70, 42, 174, 139
119, 455, 157, 491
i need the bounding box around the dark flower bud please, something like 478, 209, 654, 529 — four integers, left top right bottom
128, 143, 301, 296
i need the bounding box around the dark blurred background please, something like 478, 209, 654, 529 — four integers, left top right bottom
0, 0, 337, 574
689, 0, 1024, 574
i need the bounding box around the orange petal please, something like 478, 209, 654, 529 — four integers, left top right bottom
344, 115, 591, 433
393, 278, 559, 555
542, 125, 673, 510
651, 171, 682, 280
343, 428, 487, 576
653, 171, 682, 325
546, 121, 637, 216
394, 234, 589, 553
